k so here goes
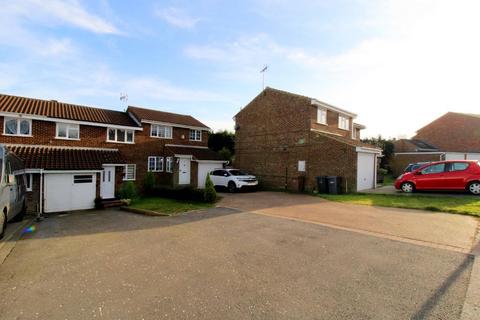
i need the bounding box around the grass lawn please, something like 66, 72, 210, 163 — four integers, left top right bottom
130, 197, 214, 215
319, 194, 480, 217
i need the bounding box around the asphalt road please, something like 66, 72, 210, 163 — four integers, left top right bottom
0, 208, 474, 319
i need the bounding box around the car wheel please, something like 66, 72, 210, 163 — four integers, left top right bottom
0, 211, 6, 239
401, 182, 415, 193
228, 181, 237, 193
468, 182, 480, 195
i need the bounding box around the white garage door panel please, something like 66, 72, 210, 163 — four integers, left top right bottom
198, 163, 222, 188
357, 153, 375, 191
44, 173, 96, 213
445, 153, 465, 160
466, 153, 480, 161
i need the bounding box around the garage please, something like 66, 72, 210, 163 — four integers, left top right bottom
197, 161, 224, 188
356, 149, 379, 191
44, 173, 97, 213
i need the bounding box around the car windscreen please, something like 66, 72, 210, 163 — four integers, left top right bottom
229, 170, 249, 176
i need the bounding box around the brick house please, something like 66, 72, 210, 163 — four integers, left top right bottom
391, 112, 480, 176
0, 93, 224, 214
234, 88, 382, 192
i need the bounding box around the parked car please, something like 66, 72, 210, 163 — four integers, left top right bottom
0, 145, 27, 239
209, 169, 258, 192
395, 160, 480, 194
404, 161, 431, 173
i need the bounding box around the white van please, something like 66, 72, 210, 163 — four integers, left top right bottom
0, 146, 27, 239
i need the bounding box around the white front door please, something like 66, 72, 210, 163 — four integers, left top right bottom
178, 158, 191, 185
100, 166, 116, 199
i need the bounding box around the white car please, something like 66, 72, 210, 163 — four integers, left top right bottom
209, 169, 258, 192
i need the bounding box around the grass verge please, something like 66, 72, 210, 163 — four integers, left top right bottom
130, 197, 214, 215
318, 193, 480, 217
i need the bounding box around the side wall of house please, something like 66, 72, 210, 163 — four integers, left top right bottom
234, 89, 312, 190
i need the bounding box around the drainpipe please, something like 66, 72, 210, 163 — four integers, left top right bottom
37, 169, 44, 221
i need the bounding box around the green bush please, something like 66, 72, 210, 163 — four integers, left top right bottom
152, 186, 204, 202
204, 174, 217, 203
144, 172, 156, 195
119, 181, 138, 200
218, 147, 232, 162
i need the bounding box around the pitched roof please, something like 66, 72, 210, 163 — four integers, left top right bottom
164, 145, 224, 161
407, 139, 438, 151
128, 106, 210, 129
0, 93, 139, 127
311, 129, 382, 151
235, 87, 357, 118
7, 145, 125, 170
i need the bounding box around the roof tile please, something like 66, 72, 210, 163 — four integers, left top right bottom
128, 106, 209, 129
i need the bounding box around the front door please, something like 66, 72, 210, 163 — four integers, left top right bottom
100, 166, 116, 199
178, 158, 191, 185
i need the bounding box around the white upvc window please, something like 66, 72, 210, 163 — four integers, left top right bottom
25, 173, 33, 191
123, 164, 136, 181
166, 157, 174, 173
338, 115, 350, 130
107, 128, 135, 143
189, 129, 202, 141
151, 124, 172, 139
4, 117, 32, 136
147, 156, 164, 172
56, 122, 80, 140
317, 107, 327, 125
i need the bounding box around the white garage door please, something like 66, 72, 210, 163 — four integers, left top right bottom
44, 173, 96, 213
357, 152, 376, 191
198, 162, 223, 188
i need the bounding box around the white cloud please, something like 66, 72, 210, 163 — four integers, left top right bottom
155, 7, 200, 29
3, 0, 121, 34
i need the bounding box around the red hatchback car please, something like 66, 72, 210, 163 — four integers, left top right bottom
395, 160, 480, 194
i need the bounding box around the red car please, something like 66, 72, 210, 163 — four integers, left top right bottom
395, 160, 480, 194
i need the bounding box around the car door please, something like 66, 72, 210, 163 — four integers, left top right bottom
443, 162, 470, 189
414, 163, 446, 190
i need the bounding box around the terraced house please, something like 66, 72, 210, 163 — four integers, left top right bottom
234, 87, 382, 192
0, 94, 223, 214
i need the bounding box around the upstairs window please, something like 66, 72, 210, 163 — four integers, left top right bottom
338, 115, 349, 130
151, 124, 172, 138
189, 129, 202, 141
56, 123, 79, 140
107, 128, 134, 143
4, 117, 32, 136
148, 156, 164, 172
317, 107, 327, 125
123, 164, 136, 181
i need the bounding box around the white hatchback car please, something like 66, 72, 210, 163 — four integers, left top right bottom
209, 169, 258, 192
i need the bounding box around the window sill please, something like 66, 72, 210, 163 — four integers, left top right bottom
106, 140, 135, 144
337, 127, 350, 131
55, 137, 80, 141
123, 179, 136, 181
316, 121, 328, 126
189, 139, 202, 142
2, 133, 33, 137
150, 136, 173, 139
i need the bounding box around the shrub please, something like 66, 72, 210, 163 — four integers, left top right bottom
203, 174, 217, 203
144, 172, 156, 195
152, 186, 204, 202
119, 181, 138, 200
378, 168, 388, 176
218, 147, 232, 162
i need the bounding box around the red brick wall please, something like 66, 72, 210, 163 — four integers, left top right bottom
235, 89, 358, 192
414, 112, 480, 152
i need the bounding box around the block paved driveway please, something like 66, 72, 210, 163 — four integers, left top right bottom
0, 192, 478, 320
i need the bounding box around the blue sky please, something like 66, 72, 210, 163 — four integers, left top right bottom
1, 0, 480, 138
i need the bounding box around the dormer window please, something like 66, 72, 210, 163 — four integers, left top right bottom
56, 123, 79, 140
4, 117, 32, 136
317, 107, 327, 125
338, 115, 349, 130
